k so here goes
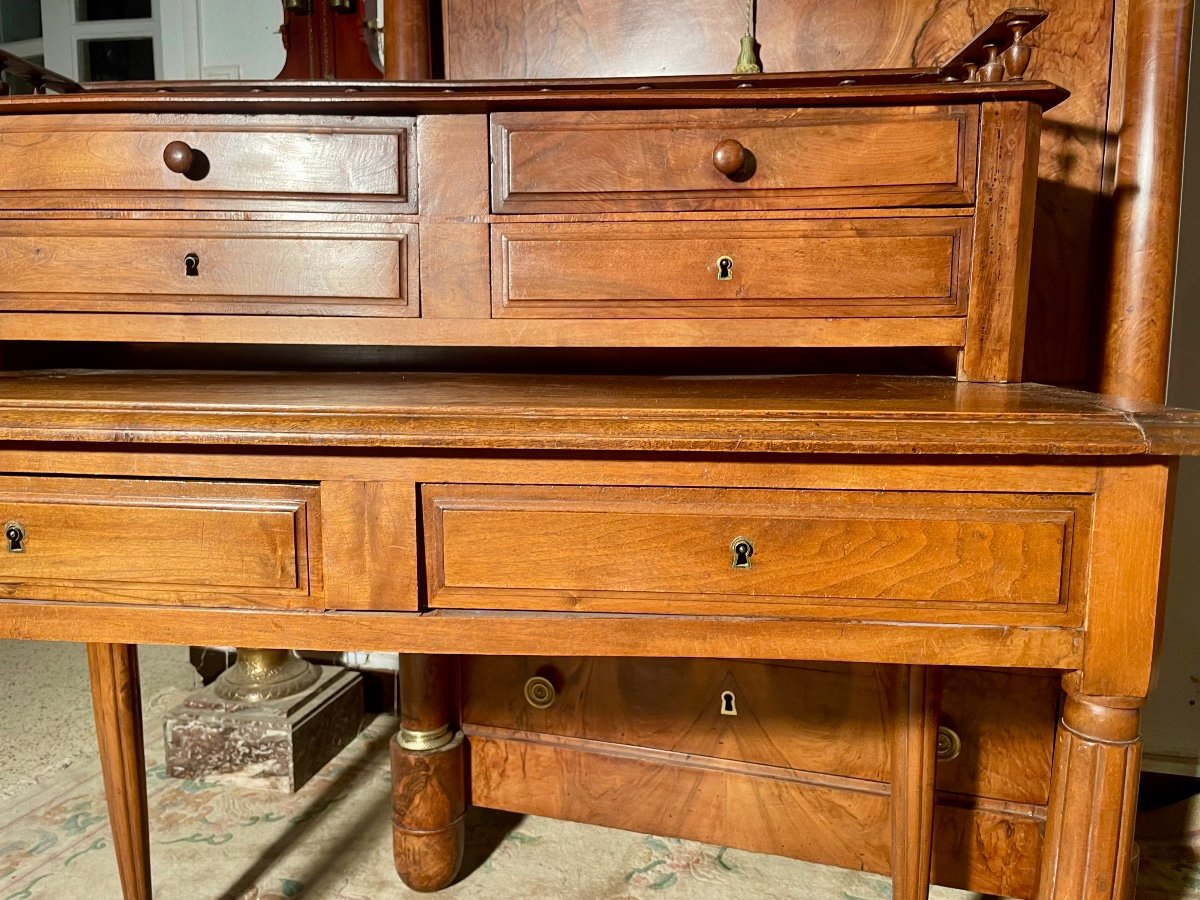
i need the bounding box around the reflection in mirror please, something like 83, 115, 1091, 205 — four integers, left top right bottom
75, 0, 151, 22
79, 36, 154, 81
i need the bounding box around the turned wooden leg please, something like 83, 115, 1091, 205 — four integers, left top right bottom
890, 665, 939, 900
87, 643, 151, 900
1037, 692, 1142, 900
391, 653, 465, 892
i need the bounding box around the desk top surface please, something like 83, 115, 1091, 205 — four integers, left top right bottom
0, 370, 1194, 457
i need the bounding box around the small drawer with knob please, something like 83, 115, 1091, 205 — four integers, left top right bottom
0, 114, 414, 211
492, 218, 970, 319
0, 476, 322, 608
421, 483, 1087, 621
490, 107, 977, 214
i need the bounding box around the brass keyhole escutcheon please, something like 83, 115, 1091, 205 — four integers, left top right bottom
937, 725, 962, 761
184, 253, 200, 277
4, 521, 25, 553
524, 675, 557, 709
731, 537, 754, 569
717, 256, 734, 281
720, 690, 738, 716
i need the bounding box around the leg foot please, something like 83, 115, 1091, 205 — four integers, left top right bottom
1038, 691, 1142, 899
391, 654, 465, 892
87, 643, 151, 900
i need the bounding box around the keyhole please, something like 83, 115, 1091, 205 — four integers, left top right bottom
5, 522, 25, 553
720, 691, 738, 716
731, 537, 754, 569
716, 256, 734, 281
184, 253, 200, 277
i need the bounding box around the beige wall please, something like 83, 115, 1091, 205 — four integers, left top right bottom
1144, 6, 1200, 773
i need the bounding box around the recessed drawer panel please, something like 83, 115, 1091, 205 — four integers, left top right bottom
0, 477, 320, 607
0, 225, 416, 317
491, 107, 977, 213
492, 219, 969, 318
0, 116, 412, 205
423, 484, 1087, 618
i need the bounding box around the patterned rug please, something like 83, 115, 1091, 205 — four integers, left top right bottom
1, 709, 1197, 900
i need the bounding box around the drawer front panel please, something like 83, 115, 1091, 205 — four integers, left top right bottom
0, 477, 318, 606
424, 484, 1086, 617
0, 121, 408, 200
492, 107, 977, 213
0, 231, 414, 316
462, 657, 1058, 806
492, 219, 969, 318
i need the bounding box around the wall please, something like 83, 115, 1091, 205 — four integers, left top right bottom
1144, 5, 1200, 775
160, 0, 284, 80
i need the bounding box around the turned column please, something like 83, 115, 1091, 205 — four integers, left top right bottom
391, 653, 466, 892
87, 643, 152, 900
1037, 692, 1143, 899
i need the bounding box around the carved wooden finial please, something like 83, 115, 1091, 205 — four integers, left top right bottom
937, 8, 1049, 84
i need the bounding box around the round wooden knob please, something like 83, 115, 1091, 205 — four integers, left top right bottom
712, 139, 748, 177
163, 141, 195, 175
524, 675, 557, 709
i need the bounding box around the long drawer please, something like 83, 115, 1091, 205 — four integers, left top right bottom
422, 484, 1088, 620
491, 106, 978, 213
0, 221, 418, 317
492, 218, 970, 319
0, 114, 414, 210
0, 477, 320, 607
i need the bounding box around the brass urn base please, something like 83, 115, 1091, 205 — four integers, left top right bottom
213, 648, 320, 703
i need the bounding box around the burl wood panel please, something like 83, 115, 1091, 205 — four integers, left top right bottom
446, 0, 1120, 386
463, 658, 894, 781
424, 484, 1082, 615
492, 218, 969, 319
0, 115, 409, 199
0, 477, 318, 607
462, 658, 1060, 807
491, 107, 977, 213
468, 734, 1042, 897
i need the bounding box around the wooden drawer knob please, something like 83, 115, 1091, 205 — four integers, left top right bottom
524, 675, 557, 709
163, 140, 196, 175
712, 139, 749, 177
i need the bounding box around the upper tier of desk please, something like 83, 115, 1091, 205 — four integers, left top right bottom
0, 371, 1196, 456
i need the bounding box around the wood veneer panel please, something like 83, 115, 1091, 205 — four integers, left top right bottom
0, 115, 410, 200
424, 484, 1083, 615
0, 477, 318, 607
491, 107, 976, 213
492, 219, 968, 319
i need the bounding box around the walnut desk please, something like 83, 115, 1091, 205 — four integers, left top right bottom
0, 64, 1183, 900
0, 371, 1196, 900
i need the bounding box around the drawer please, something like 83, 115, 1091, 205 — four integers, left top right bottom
462, 658, 1058, 806
492, 218, 970, 318
423, 484, 1088, 618
0, 115, 413, 208
0, 223, 417, 317
0, 477, 320, 607
491, 107, 978, 213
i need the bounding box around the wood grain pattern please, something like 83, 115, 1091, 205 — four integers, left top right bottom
466, 732, 1042, 896
0, 477, 317, 607
319, 480, 419, 611
492, 219, 969, 319
491, 107, 977, 213
0, 372, 1191, 457
959, 101, 1041, 382
889, 666, 938, 900
424, 484, 1081, 614
87, 643, 150, 900
0, 119, 407, 197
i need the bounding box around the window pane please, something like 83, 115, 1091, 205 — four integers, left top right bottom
79, 37, 155, 81
0, 0, 42, 42
76, 0, 151, 21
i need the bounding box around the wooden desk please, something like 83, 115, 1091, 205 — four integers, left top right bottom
0, 371, 1196, 898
